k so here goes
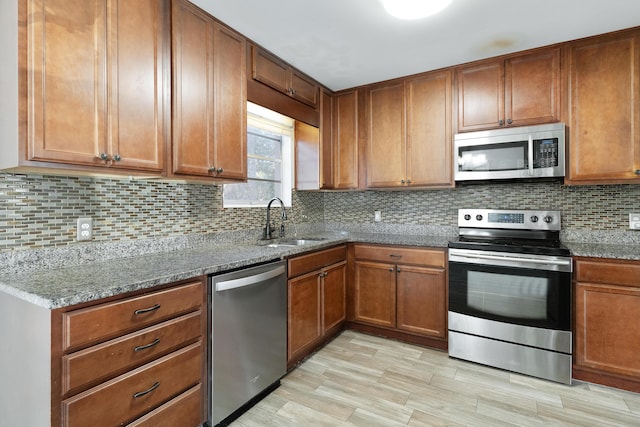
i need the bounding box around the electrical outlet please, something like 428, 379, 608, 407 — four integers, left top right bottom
630, 213, 640, 230
374, 210, 382, 222
77, 217, 93, 241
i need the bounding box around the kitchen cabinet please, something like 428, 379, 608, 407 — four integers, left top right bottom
287, 245, 347, 368
24, 0, 167, 173
251, 45, 320, 108
349, 244, 447, 348
565, 29, 640, 184
366, 70, 453, 188
456, 48, 560, 132
320, 89, 335, 189
332, 90, 360, 189
294, 121, 320, 190
171, 0, 247, 181
574, 258, 640, 393
55, 279, 206, 426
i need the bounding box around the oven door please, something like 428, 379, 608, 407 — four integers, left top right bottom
448, 248, 572, 331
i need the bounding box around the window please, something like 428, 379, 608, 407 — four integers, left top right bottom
223, 103, 293, 207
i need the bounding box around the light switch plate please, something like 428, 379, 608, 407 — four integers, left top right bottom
629, 213, 640, 230
77, 217, 93, 241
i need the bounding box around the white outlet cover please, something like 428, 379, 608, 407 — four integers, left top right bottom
76, 217, 93, 241
630, 213, 640, 230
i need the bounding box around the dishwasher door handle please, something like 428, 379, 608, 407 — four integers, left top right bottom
215, 265, 286, 292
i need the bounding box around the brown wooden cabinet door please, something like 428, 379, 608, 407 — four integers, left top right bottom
406, 70, 453, 187
396, 265, 446, 338
27, 0, 108, 166
294, 121, 320, 190
211, 23, 247, 180
322, 261, 347, 333
566, 31, 640, 184
332, 90, 359, 189
353, 261, 396, 328
171, 0, 215, 176
505, 48, 560, 128
575, 281, 640, 379
287, 272, 321, 362
456, 60, 504, 132
291, 69, 319, 108
366, 82, 406, 187
251, 46, 290, 95
320, 90, 334, 189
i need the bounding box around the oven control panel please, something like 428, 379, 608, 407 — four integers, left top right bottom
458, 209, 561, 231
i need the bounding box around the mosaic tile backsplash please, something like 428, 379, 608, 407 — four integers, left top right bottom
1, 173, 639, 253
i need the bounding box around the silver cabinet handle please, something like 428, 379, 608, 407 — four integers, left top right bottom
98, 153, 110, 161
112, 154, 121, 162
635, 169, 640, 175
390, 254, 402, 258
133, 381, 160, 398
216, 266, 285, 292
507, 118, 513, 125
134, 338, 160, 352
134, 304, 161, 315
217, 167, 224, 174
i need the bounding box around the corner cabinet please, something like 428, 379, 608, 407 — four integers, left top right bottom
574, 258, 640, 393
348, 244, 447, 349
366, 70, 453, 188
565, 29, 640, 184
287, 245, 347, 368
23, 0, 167, 173
171, 0, 247, 181
456, 48, 560, 132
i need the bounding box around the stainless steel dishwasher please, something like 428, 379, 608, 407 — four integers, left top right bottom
208, 260, 287, 426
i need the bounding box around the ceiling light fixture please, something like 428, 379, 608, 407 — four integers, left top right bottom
381, 0, 453, 20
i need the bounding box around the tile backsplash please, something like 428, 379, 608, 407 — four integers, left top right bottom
1, 173, 639, 253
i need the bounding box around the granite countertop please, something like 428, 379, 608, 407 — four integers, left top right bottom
0, 228, 637, 310
0, 231, 452, 310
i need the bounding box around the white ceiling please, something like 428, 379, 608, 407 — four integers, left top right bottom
191, 0, 640, 91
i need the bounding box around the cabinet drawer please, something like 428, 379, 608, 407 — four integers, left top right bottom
127, 383, 203, 427
61, 342, 202, 427
288, 245, 347, 278
575, 259, 640, 287
354, 244, 445, 267
62, 281, 203, 351
62, 311, 202, 395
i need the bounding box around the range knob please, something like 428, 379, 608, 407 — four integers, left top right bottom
543, 215, 554, 224
475, 214, 483, 221
530, 215, 539, 223
464, 214, 471, 221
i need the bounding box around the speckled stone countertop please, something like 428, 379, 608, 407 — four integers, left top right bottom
1, 225, 638, 310
0, 230, 452, 310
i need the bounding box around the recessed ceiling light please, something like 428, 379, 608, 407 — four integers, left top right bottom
381, 0, 453, 20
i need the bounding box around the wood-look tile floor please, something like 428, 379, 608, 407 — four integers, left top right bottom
230, 330, 640, 426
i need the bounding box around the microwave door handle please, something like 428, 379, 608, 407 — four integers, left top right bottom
528, 135, 534, 176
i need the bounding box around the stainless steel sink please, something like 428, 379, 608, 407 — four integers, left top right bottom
261, 237, 327, 248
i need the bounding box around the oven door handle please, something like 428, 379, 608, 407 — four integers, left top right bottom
528, 134, 534, 176
449, 251, 572, 271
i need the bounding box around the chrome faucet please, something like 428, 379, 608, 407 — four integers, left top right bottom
263, 197, 287, 240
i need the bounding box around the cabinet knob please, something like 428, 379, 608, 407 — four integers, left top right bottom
389, 267, 394, 272
209, 166, 217, 173
397, 267, 402, 273
98, 153, 110, 161
112, 154, 121, 162
635, 169, 640, 175
401, 179, 405, 184
407, 179, 412, 184
507, 118, 513, 125
498, 119, 504, 126
217, 167, 224, 174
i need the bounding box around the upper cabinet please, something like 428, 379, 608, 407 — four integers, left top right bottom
294, 121, 320, 190
565, 29, 640, 184
332, 90, 360, 189
251, 46, 319, 108
366, 70, 453, 188
320, 90, 335, 189
171, 0, 247, 181
24, 0, 168, 173
456, 48, 561, 132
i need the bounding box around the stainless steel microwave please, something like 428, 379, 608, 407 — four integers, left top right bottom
454, 123, 566, 182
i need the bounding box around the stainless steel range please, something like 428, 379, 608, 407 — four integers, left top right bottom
448, 209, 573, 384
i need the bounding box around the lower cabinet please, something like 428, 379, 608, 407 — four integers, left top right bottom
287, 245, 347, 368
53, 279, 206, 426
349, 244, 447, 349
574, 258, 640, 393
